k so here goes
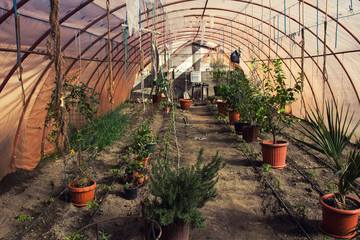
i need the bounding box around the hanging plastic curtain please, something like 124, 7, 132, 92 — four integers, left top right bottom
126, 0, 139, 36
200, 19, 206, 44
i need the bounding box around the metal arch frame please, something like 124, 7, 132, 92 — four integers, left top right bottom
160, 31, 308, 109
0, 0, 96, 93
136, 14, 320, 110
156, 8, 347, 107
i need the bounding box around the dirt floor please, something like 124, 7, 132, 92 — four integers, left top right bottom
0, 101, 353, 240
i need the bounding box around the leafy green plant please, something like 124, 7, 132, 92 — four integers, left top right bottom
70, 104, 130, 151
274, 179, 283, 190
293, 204, 306, 218
86, 199, 99, 211
109, 169, 120, 174
45, 74, 99, 148
210, 57, 227, 86
262, 163, 271, 173
18, 214, 34, 223
295, 101, 360, 208
102, 185, 111, 192
65, 232, 83, 240
99, 230, 112, 240
147, 148, 225, 229
45, 196, 55, 204
257, 59, 302, 143
308, 172, 317, 181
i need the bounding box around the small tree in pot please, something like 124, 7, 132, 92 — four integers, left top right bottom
296, 101, 360, 238
210, 57, 227, 96
257, 59, 302, 169
147, 148, 225, 240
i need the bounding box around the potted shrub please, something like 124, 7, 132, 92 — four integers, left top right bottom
257, 59, 302, 169
145, 133, 158, 153
68, 149, 96, 207
210, 57, 227, 96
123, 182, 138, 200
152, 73, 167, 104
147, 148, 225, 240
296, 102, 360, 238
217, 70, 241, 125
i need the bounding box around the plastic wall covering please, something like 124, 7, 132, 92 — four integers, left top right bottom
0, 0, 359, 181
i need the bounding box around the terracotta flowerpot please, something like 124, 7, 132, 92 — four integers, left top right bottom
216, 100, 226, 115
153, 95, 162, 104
135, 156, 149, 168
134, 172, 145, 185
161, 222, 190, 240
242, 126, 258, 143
319, 194, 360, 238
180, 99, 192, 110
260, 140, 289, 169
68, 180, 96, 207
228, 111, 240, 125
234, 121, 250, 135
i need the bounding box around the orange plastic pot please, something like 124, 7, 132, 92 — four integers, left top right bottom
135, 156, 149, 168
228, 111, 240, 125
216, 100, 226, 114
319, 194, 360, 239
68, 180, 96, 207
180, 99, 192, 110
260, 140, 288, 170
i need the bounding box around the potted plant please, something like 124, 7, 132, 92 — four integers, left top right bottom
68, 148, 96, 207
295, 102, 360, 238
210, 57, 227, 96
207, 96, 216, 104
131, 122, 152, 155
147, 148, 225, 240
160, 101, 171, 113
146, 133, 158, 153
179, 98, 192, 110
152, 73, 167, 104
217, 70, 239, 125
123, 181, 138, 200
257, 59, 302, 169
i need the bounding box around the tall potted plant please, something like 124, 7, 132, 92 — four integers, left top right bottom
152, 73, 166, 104
258, 59, 302, 169
296, 102, 360, 238
210, 57, 227, 96
147, 148, 225, 240
217, 69, 245, 125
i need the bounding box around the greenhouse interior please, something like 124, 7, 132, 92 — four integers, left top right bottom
1, 0, 360, 239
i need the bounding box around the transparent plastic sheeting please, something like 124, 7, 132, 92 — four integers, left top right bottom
0, 0, 359, 180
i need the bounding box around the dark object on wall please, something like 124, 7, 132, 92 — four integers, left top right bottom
230, 50, 240, 63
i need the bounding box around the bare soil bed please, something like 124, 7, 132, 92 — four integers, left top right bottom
0, 102, 353, 240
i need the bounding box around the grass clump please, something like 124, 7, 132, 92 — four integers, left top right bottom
70, 104, 130, 151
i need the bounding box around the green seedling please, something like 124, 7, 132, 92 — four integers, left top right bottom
308, 171, 317, 181
45, 196, 55, 204
65, 232, 83, 240
325, 183, 338, 194
102, 185, 111, 192
241, 145, 251, 153
250, 152, 260, 161
86, 199, 99, 211
293, 204, 306, 218
99, 230, 112, 240
237, 138, 246, 143
274, 179, 283, 190
261, 163, 271, 173
109, 169, 120, 174
18, 214, 34, 223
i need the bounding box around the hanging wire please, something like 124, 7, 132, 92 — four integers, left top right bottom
335, 0, 339, 48
316, 0, 319, 52
284, 0, 287, 35
276, 15, 279, 56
